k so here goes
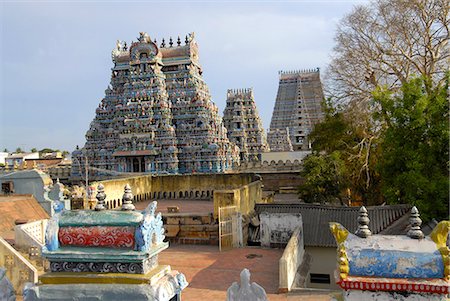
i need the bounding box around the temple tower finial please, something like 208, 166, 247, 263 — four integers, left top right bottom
121, 184, 135, 211
407, 206, 424, 239
355, 206, 371, 238
95, 183, 106, 211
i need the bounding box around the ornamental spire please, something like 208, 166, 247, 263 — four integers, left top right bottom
355, 206, 371, 238
121, 184, 135, 211
95, 184, 106, 211
407, 206, 424, 239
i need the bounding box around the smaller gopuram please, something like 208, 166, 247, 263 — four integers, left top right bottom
329, 206, 450, 301
223, 88, 269, 161
24, 184, 188, 301
268, 69, 325, 151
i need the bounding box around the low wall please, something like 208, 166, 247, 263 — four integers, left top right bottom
93, 173, 256, 208
164, 213, 218, 245
258, 172, 304, 192
213, 180, 263, 220
236, 159, 303, 173
14, 220, 47, 253
259, 212, 302, 248
279, 226, 305, 292
0, 237, 38, 296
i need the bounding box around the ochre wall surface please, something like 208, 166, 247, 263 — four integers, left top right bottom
258, 172, 304, 192
93, 173, 262, 219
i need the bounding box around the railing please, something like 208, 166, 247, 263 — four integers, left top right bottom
218, 206, 242, 251
0, 237, 38, 296
279, 226, 305, 292
14, 219, 47, 253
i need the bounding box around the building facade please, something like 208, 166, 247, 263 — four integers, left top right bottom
268, 69, 325, 151
223, 88, 269, 162
73, 32, 239, 177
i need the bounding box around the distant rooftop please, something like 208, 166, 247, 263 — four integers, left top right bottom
0, 194, 49, 242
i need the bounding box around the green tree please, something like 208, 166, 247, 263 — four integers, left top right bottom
15, 147, 23, 153
374, 77, 449, 220
39, 148, 54, 154
3, 148, 8, 152
299, 151, 347, 204
31, 148, 38, 153
307, 100, 382, 205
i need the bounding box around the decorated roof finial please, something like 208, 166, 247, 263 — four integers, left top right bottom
123, 42, 128, 51
121, 184, 135, 211
161, 38, 166, 48
355, 206, 371, 238
185, 35, 189, 44
177, 36, 181, 46
407, 206, 424, 239
169, 37, 173, 47
95, 183, 106, 211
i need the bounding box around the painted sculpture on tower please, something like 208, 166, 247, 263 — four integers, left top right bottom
223, 88, 269, 162
330, 206, 450, 301
24, 184, 188, 301
72, 32, 239, 178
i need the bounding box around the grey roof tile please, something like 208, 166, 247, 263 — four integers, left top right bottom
254, 203, 412, 247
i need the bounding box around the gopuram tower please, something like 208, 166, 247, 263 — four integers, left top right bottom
222, 88, 269, 161
267, 69, 325, 151
72, 32, 239, 178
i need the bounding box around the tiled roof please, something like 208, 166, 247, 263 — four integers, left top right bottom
255, 203, 412, 247
0, 194, 49, 241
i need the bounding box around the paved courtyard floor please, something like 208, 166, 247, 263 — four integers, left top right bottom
159, 244, 335, 301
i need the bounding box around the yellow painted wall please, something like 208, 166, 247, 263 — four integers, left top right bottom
92, 173, 262, 218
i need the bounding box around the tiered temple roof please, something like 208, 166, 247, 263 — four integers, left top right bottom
268, 69, 325, 151
73, 32, 239, 177
222, 88, 269, 161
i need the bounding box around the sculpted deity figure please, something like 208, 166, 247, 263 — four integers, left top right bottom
226, 269, 267, 301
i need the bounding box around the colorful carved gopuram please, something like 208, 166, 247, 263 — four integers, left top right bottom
268, 69, 325, 151
223, 88, 269, 162
329, 206, 450, 301
24, 184, 188, 301
72, 32, 239, 177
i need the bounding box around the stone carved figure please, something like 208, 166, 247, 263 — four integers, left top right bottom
135, 201, 165, 251
226, 269, 267, 301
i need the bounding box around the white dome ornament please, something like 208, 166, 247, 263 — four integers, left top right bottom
226, 268, 268, 301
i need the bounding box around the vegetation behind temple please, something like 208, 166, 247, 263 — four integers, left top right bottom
299, 76, 449, 221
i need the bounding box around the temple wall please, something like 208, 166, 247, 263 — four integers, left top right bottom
259, 212, 302, 248
213, 180, 263, 220
94, 173, 261, 218
304, 246, 338, 289
0, 237, 38, 296
236, 159, 302, 173
279, 225, 305, 292
164, 213, 218, 245
257, 172, 304, 192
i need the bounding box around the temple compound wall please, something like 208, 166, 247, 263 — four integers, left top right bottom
222, 88, 269, 162
91, 173, 263, 219
268, 69, 325, 151
72, 32, 239, 178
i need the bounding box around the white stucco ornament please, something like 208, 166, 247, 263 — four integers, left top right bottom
226, 268, 267, 301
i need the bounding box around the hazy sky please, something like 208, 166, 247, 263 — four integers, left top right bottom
0, 0, 365, 153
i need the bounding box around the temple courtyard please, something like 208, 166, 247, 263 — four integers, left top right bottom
159, 244, 335, 300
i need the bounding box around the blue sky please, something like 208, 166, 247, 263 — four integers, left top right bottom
0, 0, 365, 152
